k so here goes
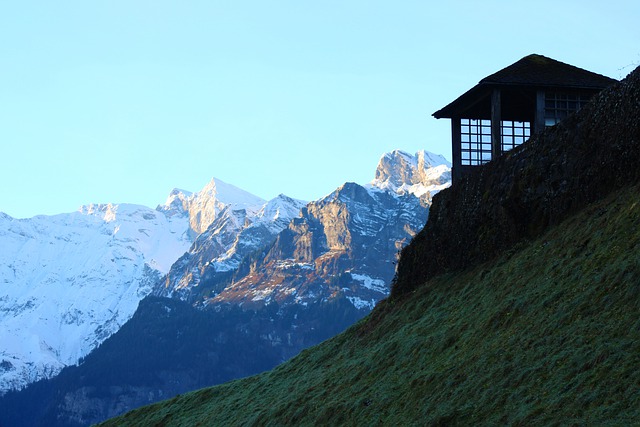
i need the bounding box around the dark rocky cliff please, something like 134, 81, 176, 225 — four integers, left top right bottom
393, 66, 640, 297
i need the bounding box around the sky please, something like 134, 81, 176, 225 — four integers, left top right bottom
1, 1, 638, 218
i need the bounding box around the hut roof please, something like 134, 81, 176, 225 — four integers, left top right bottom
433, 54, 617, 119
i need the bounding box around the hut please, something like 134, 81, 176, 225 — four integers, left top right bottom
433, 54, 617, 184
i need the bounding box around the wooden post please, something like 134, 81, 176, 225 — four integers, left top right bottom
491, 89, 501, 159
534, 90, 545, 133
451, 117, 462, 185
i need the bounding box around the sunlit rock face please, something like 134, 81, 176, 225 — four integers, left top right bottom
371, 149, 451, 199
155, 149, 452, 312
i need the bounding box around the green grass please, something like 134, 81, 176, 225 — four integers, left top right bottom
101, 184, 640, 426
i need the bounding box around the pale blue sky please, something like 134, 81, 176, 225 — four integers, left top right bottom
1, 1, 638, 218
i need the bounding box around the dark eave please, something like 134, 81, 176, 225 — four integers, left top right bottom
433, 54, 617, 119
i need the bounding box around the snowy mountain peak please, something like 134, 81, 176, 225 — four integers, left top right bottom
159, 189, 193, 216
368, 149, 451, 199
256, 194, 306, 223
78, 203, 119, 222
322, 182, 375, 205
158, 178, 266, 236
198, 178, 265, 208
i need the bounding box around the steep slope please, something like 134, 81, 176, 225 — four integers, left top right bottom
99, 183, 640, 426
207, 182, 428, 310
97, 67, 640, 426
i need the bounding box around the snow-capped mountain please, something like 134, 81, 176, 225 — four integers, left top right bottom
369, 149, 451, 199
0, 177, 269, 393
156, 194, 307, 301
204, 181, 430, 311
0, 148, 452, 425
0, 204, 191, 392
158, 178, 266, 236
155, 149, 451, 311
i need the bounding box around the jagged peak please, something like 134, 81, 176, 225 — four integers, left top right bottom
368, 149, 452, 198
158, 189, 193, 215
319, 182, 375, 205
195, 177, 265, 210
256, 194, 307, 223
168, 188, 193, 197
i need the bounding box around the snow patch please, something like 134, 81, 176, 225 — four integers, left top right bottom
347, 296, 376, 310
350, 273, 388, 294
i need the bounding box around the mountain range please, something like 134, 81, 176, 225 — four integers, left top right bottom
0, 149, 451, 426
0, 202, 190, 392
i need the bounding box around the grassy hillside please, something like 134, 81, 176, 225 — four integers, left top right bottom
101, 182, 640, 426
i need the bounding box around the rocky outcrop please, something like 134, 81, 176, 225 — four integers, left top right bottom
393, 66, 640, 297
157, 150, 451, 310
202, 182, 430, 310
154, 194, 307, 302
157, 178, 266, 237
370, 149, 451, 198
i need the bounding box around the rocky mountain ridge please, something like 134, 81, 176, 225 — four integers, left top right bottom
157, 178, 267, 237
0, 177, 295, 393
155, 194, 307, 302
0, 149, 451, 426
153, 149, 450, 310
197, 182, 429, 311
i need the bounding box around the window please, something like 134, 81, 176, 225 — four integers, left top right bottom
544, 92, 591, 126
501, 121, 530, 152
460, 119, 492, 166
